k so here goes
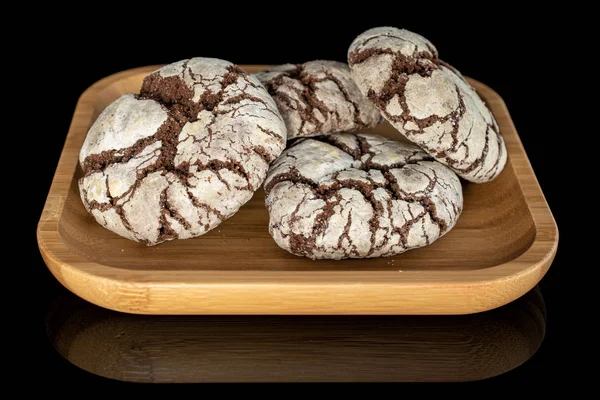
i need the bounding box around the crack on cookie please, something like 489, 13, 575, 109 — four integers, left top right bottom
157, 186, 189, 243
348, 47, 437, 77
383, 170, 448, 233
307, 134, 434, 169
264, 166, 319, 195
320, 178, 380, 256
310, 134, 362, 160
182, 184, 225, 223
286, 193, 342, 258
264, 64, 330, 135
488, 123, 505, 178
81, 117, 178, 175
444, 123, 493, 181
336, 209, 358, 257
257, 124, 286, 146
349, 30, 440, 62
249, 145, 275, 164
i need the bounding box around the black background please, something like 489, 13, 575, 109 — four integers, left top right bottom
25, 9, 565, 389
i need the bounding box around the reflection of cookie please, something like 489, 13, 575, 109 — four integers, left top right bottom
255, 61, 381, 140
78, 58, 287, 245
264, 133, 463, 259
348, 27, 506, 183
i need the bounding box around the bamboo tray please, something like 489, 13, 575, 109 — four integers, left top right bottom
37, 65, 558, 315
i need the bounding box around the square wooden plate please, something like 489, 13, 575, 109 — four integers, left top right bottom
37, 65, 558, 315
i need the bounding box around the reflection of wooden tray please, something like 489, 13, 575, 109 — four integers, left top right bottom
37, 65, 558, 315
46, 286, 546, 382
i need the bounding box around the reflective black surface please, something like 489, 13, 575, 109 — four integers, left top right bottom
27, 10, 564, 387
46, 286, 546, 383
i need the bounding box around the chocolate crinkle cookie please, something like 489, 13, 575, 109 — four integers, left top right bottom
78, 58, 287, 245
254, 61, 382, 140
348, 27, 507, 183
264, 133, 463, 260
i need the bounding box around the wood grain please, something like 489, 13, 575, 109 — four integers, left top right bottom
46, 286, 546, 382
36, 65, 558, 315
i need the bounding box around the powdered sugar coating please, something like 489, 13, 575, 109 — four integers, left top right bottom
264, 133, 463, 259
348, 27, 506, 183
79, 58, 287, 245
255, 61, 381, 139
